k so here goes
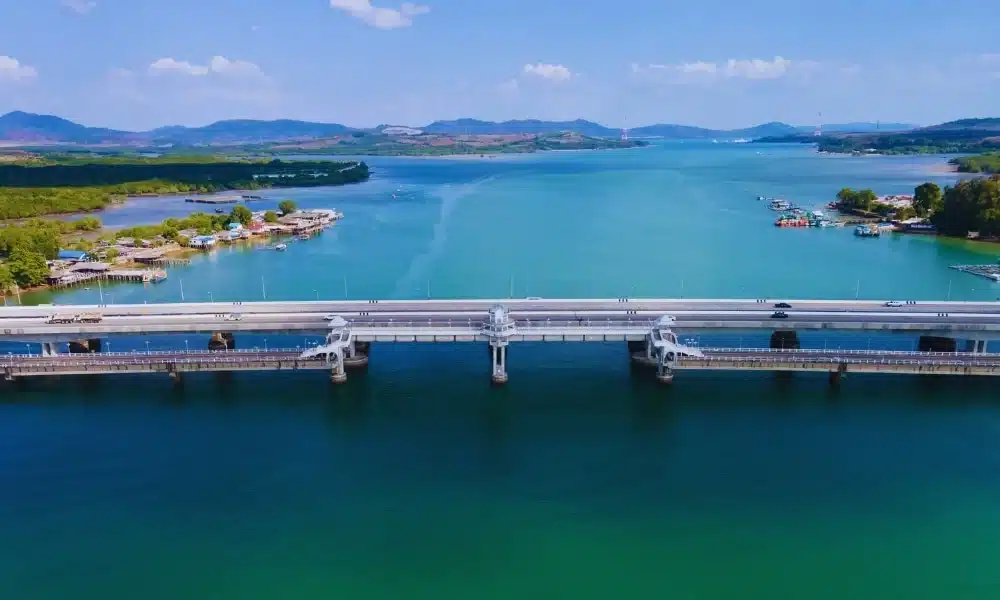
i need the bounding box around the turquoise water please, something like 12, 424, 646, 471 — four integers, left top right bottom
5, 142, 1000, 599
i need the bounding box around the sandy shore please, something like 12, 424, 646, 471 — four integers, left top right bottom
926, 162, 959, 174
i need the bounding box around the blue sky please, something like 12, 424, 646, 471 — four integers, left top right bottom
0, 0, 997, 130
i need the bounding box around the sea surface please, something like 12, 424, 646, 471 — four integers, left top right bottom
4, 142, 1000, 599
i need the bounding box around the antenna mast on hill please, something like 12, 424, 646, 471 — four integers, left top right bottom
621, 116, 629, 142
813, 112, 823, 137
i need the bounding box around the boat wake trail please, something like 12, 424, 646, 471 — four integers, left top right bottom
391, 175, 496, 298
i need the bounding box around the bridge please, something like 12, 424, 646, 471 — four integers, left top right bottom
2, 297, 999, 385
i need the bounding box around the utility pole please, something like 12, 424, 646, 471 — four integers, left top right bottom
180, 278, 185, 302
261, 276, 267, 300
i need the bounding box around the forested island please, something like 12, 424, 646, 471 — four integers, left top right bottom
926, 176, 1000, 237
239, 131, 647, 157
949, 153, 1000, 174
756, 118, 1000, 157
0, 155, 369, 219
832, 176, 1000, 240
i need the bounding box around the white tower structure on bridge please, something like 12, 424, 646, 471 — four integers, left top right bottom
621, 116, 629, 142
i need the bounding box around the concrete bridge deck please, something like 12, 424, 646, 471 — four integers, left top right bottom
3, 297, 999, 385
5, 347, 1000, 382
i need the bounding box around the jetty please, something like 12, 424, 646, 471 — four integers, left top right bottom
185, 194, 243, 204
950, 264, 1000, 282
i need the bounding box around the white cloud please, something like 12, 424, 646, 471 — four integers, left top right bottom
522, 62, 573, 83
724, 57, 792, 79
61, 0, 97, 14
112, 57, 277, 113
148, 56, 265, 79
330, 0, 429, 30
149, 58, 210, 76
0, 56, 38, 81
632, 56, 809, 84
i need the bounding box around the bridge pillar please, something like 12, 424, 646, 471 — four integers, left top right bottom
208, 332, 235, 351
69, 339, 101, 354
330, 352, 347, 384
298, 316, 353, 383
655, 346, 676, 384
344, 339, 369, 369
483, 305, 514, 385
40, 342, 60, 356
966, 339, 988, 354
770, 331, 800, 350
918, 336, 956, 353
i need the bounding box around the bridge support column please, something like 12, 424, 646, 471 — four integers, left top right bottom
655, 347, 675, 384
344, 340, 369, 369
770, 331, 800, 350
330, 351, 347, 384
298, 316, 354, 384
919, 336, 956, 353
69, 339, 101, 354
40, 342, 60, 357
208, 332, 235, 351
966, 339, 988, 354
483, 305, 514, 386
491, 344, 508, 385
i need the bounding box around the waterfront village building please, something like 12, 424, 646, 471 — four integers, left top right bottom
190, 235, 217, 249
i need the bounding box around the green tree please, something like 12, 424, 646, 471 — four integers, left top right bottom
931, 176, 1000, 236
836, 188, 856, 205
0, 263, 14, 294
176, 234, 190, 247
7, 248, 49, 287
105, 248, 120, 261
855, 189, 878, 211
263, 210, 278, 223
913, 182, 943, 217
278, 200, 297, 216
230, 205, 253, 226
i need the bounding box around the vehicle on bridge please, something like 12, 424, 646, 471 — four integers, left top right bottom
774, 302, 792, 309
47, 312, 103, 324
885, 301, 903, 307
771, 311, 789, 319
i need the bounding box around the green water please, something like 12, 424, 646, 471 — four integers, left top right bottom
4, 143, 1000, 599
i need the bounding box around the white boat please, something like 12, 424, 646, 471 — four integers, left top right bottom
275, 243, 287, 251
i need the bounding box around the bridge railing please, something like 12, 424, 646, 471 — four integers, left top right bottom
3, 348, 306, 360
682, 356, 993, 367
346, 318, 658, 329
701, 347, 996, 358
6, 355, 998, 370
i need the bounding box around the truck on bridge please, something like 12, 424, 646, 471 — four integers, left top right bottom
46, 312, 103, 325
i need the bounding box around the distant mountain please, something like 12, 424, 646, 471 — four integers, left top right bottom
0, 111, 973, 148
793, 122, 917, 133
149, 119, 357, 144
0, 111, 133, 144
914, 118, 1000, 133
422, 118, 618, 137
757, 117, 1000, 154
425, 119, 803, 139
